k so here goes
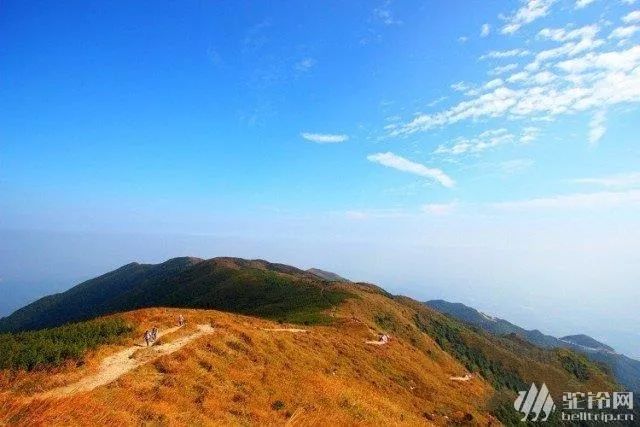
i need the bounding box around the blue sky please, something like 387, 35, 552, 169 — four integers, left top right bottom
1, 1, 640, 357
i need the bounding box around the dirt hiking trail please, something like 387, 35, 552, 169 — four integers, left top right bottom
261, 328, 307, 333
449, 373, 474, 382
36, 324, 215, 399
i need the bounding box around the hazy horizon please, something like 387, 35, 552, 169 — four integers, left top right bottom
1, 228, 638, 360
2, 1, 639, 361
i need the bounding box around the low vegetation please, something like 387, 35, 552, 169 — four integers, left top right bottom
0, 259, 625, 425
0, 307, 494, 425
0, 258, 352, 332
558, 349, 591, 381
409, 308, 625, 425
413, 313, 527, 391
153, 268, 352, 325
0, 317, 132, 371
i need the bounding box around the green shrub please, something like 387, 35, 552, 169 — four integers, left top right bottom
374, 312, 397, 331
0, 260, 352, 333
413, 313, 526, 391
155, 269, 351, 326
558, 351, 591, 381
0, 317, 133, 371
271, 400, 285, 410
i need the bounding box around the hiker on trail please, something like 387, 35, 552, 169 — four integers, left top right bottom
379, 334, 389, 344
178, 315, 185, 327
144, 330, 152, 346
151, 326, 158, 342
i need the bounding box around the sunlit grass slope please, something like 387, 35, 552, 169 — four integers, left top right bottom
0, 283, 620, 425
0, 259, 622, 425
0, 305, 493, 425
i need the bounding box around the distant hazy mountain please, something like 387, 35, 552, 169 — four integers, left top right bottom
425, 299, 640, 396
0, 257, 202, 332
560, 334, 615, 353
306, 268, 350, 282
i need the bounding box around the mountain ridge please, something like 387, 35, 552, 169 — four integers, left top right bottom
425, 299, 640, 399
306, 268, 350, 282
0, 257, 348, 333
0, 257, 628, 424
560, 334, 615, 353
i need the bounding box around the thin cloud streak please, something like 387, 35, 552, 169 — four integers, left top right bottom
501, 0, 557, 34
573, 172, 640, 188
367, 152, 455, 188
489, 190, 640, 210
301, 132, 349, 143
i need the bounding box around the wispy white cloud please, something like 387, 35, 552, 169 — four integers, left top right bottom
538, 24, 600, 42
481, 23, 491, 37
435, 127, 538, 156
588, 111, 606, 145
427, 96, 448, 107
622, 10, 640, 23
345, 210, 368, 220
484, 78, 504, 90
575, 0, 596, 9
556, 45, 640, 73
295, 58, 317, 72
527, 24, 603, 71
206, 47, 223, 67
500, 158, 535, 174
344, 209, 407, 220
367, 152, 455, 188
480, 49, 531, 60
520, 126, 540, 144
435, 128, 514, 155
490, 190, 640, 210
573, 172, 640, 188
609, 25, 640, 39
490, 63, 518, 75
501, 0, 557, 34
451, 81, 471, 92
353, 187, 640, 218
301, 132, 349, 143
243, 20, 271, 52
388, 39, 640, 138
421, 202, 458, 215
507, 71, 529, 83
373, 5, 403, 25
388, 87, 520, 135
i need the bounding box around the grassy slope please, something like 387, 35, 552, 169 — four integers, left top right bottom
425, 299, 640, 401
0, 261, 623, 425
0, 306, 493, 425
346, 292, 618, 425
0, 318, 133, 371
411, 299, 623, 425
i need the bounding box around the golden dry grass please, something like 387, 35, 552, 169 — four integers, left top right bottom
0, 287, 496, 426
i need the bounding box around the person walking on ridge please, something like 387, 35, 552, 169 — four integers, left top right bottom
144, 330, 152, 347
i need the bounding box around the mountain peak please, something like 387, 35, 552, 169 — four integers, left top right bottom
0, 256, 350, 333
560, 334, 615, 353
306, 268, 350, 282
